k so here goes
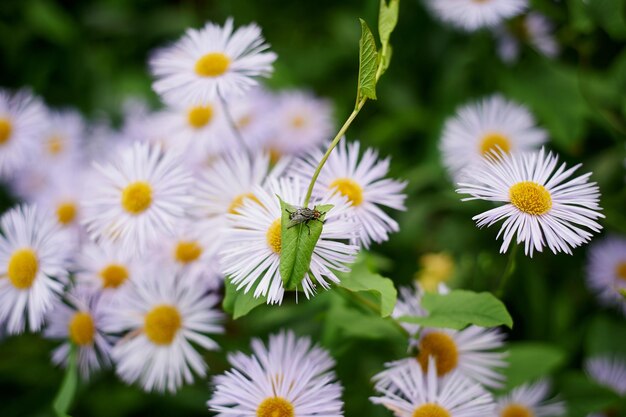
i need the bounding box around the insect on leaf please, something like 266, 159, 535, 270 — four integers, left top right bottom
357, 18, 378, 101
279, 197, 333, 291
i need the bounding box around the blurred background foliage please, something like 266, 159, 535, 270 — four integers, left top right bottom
0, 0, 625, 416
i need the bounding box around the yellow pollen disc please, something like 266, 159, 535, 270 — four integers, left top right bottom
7, 248, 39, 289
228, 193, 262, 214
0, 118, 13, 145
187, 105, 213, 129
144, 305, 182, 345
47, 135, 65, 155
256, 397, 295, 417
68, 312, 95, 346
266, 218, 282, 254
269, 148, 282, 165
290, 115, 306, 129
56, 201, 77, 225
480, 132, 511, 156
330, 178, 364, 206
501, 404, 534, 417
413, 403, 451, 417
616, 262, 626, 282
509, 181, 552, 216
175, 240, 203, 264
194, 52, 230, 77
417, 332, 459, 377
121, 181, 153, 215
237, 114, 253, 129
99, 264, 129, 288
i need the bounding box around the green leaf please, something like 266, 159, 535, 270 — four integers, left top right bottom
336, 255, 397, 317
560, 371, 621, 417
52, 344, 78, 417
503, 342, 567, 390
399, 290, 513, 330
223, 278, 266, 319
279, 199, 332, 290
357, 19, 378, 101
378, 0, 399, 47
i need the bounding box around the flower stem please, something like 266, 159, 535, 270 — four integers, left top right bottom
218, 93, 248, 154
496, 244, 518, 298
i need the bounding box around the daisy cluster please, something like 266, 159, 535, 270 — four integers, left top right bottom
0, 17, 407, 395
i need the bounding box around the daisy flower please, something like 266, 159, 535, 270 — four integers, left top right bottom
101, 263, 223, 393
291, 140, 407, 248
223, 87, 275, 152
150, 18, 277, 105
586, 235, 626, 315
371, 359, 495, 417
221, 177, 359, 304
74, 241, 137, 297
440, 95, 547, 180
44, 286, 113, 379
38, 109, 84, 166
375, 325, 507, 389
265, 90, 334, 158
0, 205, 73, 334
585, 356, 626, 396
81, 142, 193, 255
457, 148, 604, 257
0, 89, 46, 178
208, 330, 344, 417
392, 284, 429, 338
34, 164, 86, 232
416, 252, 455, 292
495, 379, 566, 417
425, 0, 528, 31
494, 13, 559, 64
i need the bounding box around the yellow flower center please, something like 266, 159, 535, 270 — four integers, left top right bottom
256, 397, 295, 417
7, 248, 38, 289
616, 262, 626, 281
238, 114, 253, 129
47, 135, 65, 155
121, 181, 153, 215
56, 201, 77, 225
187, 105, 214, 129
99, 264, 129, 288
509, 181, 552, 215
479, 132, 511, 156
413, 404, 451, 417
0, 118, 13, 145
417, 332, 459, 377
501, 404, 534, 417
269, 148, 282, 165
266, 218, 282, 254
290, 115, 306, 129
330, 178, 364, 206
195, 52, 230, 77
144, 305, 182, 345
228, 193, 262, 214
175, 240, 203, 264
417, 253, 454, 292
68, 312, 95, 346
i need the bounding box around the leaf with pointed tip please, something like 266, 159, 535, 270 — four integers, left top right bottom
357, 19, 378, 101
379, 0, 399, 47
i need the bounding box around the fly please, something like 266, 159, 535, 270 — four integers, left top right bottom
286, 206, 326, 234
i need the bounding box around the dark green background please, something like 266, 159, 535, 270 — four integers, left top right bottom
1, 0, 626, 416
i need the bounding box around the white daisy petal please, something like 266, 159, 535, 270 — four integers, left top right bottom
426, 0, 528, 31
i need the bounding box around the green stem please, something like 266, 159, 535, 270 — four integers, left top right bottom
338, 287, 410, 338
53, 343, 78, 417
218, 93, 249, 154
496, 244, 518, 298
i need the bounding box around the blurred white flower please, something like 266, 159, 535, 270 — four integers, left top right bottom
150, 18, 277, 105
371, 359, 495, 417
38, 109, 84, 167
81, 143, 193, 255
208, 330, 344, 417
586, 235, 626, 316
0, 205, 73, 334
44, 286, 113, 380
425, 0, 527, 31
220, 177, 359, 304
292, 140, 407, 248
585, 356, 626, 396
495, 379, 566, 417
494, 13, 559, 64
440, 95, 547, 180
457, 148, 604, 257
102, 263, 223, 393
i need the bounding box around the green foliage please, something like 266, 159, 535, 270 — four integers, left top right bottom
378, 0, 399, 47
223, 279, 266, 319
502, 342, 567, 391
399, 290, 513, 330
336, 255, 398, 317
52, 344, 78, 417
560, 371, 623, 417
357, 19, 379, 102
279, 199, 332, 290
